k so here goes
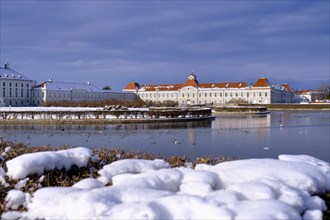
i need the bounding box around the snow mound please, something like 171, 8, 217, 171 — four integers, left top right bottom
6, 147, 92, 179
1, 155, 329, 219
196, 157, 329, 193
98, 159, 170, 184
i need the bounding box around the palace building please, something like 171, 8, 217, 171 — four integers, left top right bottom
0, 63, 137, 107
0, 63, 34, 106
124, 72, 295, 105
31, 79, 136, 106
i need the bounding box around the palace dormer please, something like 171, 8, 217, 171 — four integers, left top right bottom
184, 71, 199, 88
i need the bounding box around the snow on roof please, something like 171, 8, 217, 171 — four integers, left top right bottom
199, 82, 248, 89
39, 81, 103, 92
2, 150, 329, 219
0, 67, 33, 81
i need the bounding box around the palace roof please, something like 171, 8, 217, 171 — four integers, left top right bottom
0, 66, 33, 81
35, 81, 103, 92
253, 78, 271, 87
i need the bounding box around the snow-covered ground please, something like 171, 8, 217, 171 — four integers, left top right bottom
0, 107, 149, 112
0, 107, 151, 120
1, 147, 329, 219
0, 107, 101, 112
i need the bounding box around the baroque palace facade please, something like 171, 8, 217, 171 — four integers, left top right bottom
124, 72, 296, 105
0, 63, 136, 107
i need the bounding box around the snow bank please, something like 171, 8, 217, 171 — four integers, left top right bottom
98, 159, 170, 184
1, 154, 329, 219
196, 157, 329, 193
5, 190, 31, 210
0, 167, 8, 187
6, 147, 92, 179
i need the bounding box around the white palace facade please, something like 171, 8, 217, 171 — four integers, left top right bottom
0, 63, 136, 107
124, 72, 296, 105
0, 63, 34, 106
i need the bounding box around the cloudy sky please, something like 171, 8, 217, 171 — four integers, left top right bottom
0, 1, 329, 90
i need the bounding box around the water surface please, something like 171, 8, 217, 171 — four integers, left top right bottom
1, 111, 329, 162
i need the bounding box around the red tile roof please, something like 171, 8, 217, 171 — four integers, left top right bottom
253, 78, 271, 87
199, 82, 248, 89
282, 83, 293, 92
137, 81, 248, 91
184, 79, 199, 87
142, 84, 183, 91
124, 82, 140, 90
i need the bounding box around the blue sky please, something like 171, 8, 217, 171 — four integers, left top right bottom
0, 0, 329, 91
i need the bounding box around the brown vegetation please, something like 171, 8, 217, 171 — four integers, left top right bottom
43, 98, 178, 108
0, 140, 328, 218
0, 140, 231, 214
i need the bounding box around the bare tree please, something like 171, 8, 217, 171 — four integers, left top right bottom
315, 83, 330, 100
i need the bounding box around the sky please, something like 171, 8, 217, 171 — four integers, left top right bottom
0, 0, 329, 91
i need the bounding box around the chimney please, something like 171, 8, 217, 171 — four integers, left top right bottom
4, 63, 9, 69
48, 78, 53, 82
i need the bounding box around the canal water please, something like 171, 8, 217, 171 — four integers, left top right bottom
1, 111, 329, 162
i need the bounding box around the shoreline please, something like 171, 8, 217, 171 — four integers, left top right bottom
240, 103, 330, 111
0, 115, 215, 124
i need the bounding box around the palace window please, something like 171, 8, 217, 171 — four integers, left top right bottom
225, 92, 227, 97
230, 92, 233, 97
214, 92, 217, 97
210, 93, 212, 97
236, 92, 238, 97
21, 83, 24, 87
205, 93, 207, 97
241, 92, 243, 97
3, 82, 5, 86
3, 88, 5, 97
259, 92, 262, 97
220, 93, 223, 97
265, 92, 268, 97
9, 88, 12, 97
247, 92, 249, 97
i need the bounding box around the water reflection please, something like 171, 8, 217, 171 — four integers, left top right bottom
0, 120, 212, 132
212, 113, 271, 129
0, 111, 329, 162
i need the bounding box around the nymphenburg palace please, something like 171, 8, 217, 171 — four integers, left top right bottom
1, 63, 299, 107
124, 72, 297, 105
